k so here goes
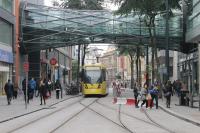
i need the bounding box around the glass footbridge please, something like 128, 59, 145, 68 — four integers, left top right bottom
20, 2, 183, 53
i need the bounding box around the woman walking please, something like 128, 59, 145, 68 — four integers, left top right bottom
164, 80, 173, 108
39, 79, 47, 105
139, 83, 148, 108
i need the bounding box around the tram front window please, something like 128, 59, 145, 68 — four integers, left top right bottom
83, 67, 102, 84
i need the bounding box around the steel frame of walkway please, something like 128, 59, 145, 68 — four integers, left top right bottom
20, 2, 183, 53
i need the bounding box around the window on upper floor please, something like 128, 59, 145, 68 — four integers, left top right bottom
0, 19, 13, 46
0, 0, 13, 13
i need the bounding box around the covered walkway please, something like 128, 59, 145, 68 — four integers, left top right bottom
20, 2, 183, 53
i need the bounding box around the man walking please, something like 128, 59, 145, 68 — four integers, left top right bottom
4, 79, 14, 105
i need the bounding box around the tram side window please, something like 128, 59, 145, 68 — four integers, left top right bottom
102, 69, 106, 81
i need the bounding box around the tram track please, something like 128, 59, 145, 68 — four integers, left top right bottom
96, 99, 174, 133
0, 95, 82, 124
118, 105, 136, 133
7, 96, 83, 133
50, 98, 99, 133
142, 108, 175, 133
79, 99, 135, 133
50, 97, 135, 133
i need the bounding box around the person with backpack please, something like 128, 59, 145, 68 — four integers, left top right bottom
149, 83, 159, 109
4, 79, 14, 105
28, 78, 36, 102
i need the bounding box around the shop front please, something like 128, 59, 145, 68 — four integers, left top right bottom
0, 50, 13, 95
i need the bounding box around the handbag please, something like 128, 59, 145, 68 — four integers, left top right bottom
164, 92, 171, 97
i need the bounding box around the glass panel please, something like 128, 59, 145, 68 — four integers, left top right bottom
0, 0, 13, 13
0, 19, 12, 45
84, 67, 102, 84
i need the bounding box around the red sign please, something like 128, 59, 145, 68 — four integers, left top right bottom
23, 62, 29, 72
50, 58, 57, 65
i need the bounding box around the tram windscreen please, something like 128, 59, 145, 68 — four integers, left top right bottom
83, 67, 102, 84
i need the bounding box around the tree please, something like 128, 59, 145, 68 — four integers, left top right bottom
72, 60, 79, 80
53, 0, 104, 10
117, 44, 137, 89
113, 0, 181, 85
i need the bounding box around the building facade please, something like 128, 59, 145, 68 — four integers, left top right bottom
99, 46, 117, 87
0, 0, 15, 95
183, 0, 200, 108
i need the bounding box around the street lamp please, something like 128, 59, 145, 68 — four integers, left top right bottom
144, 44, 149, 86
165, 0, 170, 82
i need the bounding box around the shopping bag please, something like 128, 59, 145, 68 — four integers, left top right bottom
46, 92, 50, 98
146, 94, 152, 100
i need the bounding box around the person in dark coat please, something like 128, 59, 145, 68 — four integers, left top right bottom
13, 82, 19, 99
133, 83, 139, 108
164, 80, 173, 108
39, 79, 47, 105
55, 79, 61, 99
4, 79, 14, 105
22, 78, 26, 101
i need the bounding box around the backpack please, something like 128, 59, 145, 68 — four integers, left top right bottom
29, 80, 35, 90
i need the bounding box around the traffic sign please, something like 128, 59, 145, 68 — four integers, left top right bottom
50, 58, 57, 65
23, 62, 29, 72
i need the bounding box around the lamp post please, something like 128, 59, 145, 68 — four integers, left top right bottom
165, 0, 170, 82
144, 44, 149, 87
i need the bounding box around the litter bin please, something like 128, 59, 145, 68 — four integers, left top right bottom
179, 90, 189, 106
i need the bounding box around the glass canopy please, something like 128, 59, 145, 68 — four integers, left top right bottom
20, 2, 183, 53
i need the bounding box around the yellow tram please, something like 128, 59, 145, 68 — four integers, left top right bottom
82, 63, 108, 96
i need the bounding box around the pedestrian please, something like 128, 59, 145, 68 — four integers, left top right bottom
55, 79, 61, 99
47, 79, 52, 98
13, 82, 19, 99
164, 80, 173, 108
39, 78, 47, 105
4, 79, 14, 105
35, 79, 40, 97
133, 83, 139, 108
149, 83, 159, 109
116, 80, 121, 97
28, 77, 36, 100
22, 78, 27, 102
112, 80, 117, 98
138, 83, 148, 108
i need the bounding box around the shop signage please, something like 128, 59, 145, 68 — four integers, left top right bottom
23, 62, 29, 72
0, 49, 13, 63
50, 58, 57, 65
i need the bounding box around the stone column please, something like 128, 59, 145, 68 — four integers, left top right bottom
198, 44, 200, 110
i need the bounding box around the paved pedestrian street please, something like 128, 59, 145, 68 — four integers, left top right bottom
0, 88, 200, 133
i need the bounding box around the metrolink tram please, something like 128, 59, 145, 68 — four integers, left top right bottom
82, 63, 108, 96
